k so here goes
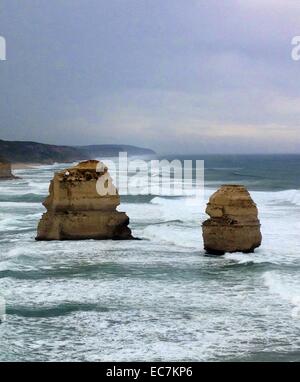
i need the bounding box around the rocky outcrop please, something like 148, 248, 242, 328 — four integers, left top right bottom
202, 185, 262, 255
36, 160, 133, 240
0, 157, 16, 180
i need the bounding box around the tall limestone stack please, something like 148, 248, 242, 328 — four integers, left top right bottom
36, 160, 133, 240
202, 185, 262, 255
0, 157, 16, 180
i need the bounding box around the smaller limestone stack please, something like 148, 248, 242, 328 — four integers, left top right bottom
202, 185, 262, 255
0, 157, 16, 180
36, 160, 133, 240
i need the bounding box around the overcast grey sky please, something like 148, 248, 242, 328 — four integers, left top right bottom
1, 0, 300, 154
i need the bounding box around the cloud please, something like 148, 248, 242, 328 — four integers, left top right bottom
237, 0, 300, 10
0, 0, 300, 153
53, 88, 300, 153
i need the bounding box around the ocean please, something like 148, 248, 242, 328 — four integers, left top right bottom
0, 154, 300, 361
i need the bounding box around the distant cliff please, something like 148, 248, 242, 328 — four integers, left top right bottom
0, 139, 156, 164
79, 144, 155, 158
0, 140, 84, 164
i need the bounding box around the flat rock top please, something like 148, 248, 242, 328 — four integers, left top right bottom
209, 184, 255, 206
57, 160, 108, 182
74, 160, 103, 170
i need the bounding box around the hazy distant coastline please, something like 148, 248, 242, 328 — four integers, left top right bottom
0, 139, 156, 164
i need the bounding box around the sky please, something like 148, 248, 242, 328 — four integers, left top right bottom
1, 0, 300, 154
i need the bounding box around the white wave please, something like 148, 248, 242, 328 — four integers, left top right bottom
0, 202, 41, 208
0, 179, 49, 197
151, 195, 206, 209
26, 181, 49, 193
142, 224, 202, 249
263, 271, 300, 318
249, 189, 300, 207
149, 197, 206, 224
224, 253, 267, 264
204, 188, 300, 207
268, 189, 300, 206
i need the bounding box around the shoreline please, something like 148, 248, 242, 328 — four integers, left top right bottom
12, 163, 44, 170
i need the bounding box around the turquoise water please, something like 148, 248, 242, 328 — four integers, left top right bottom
0, 155, 300, 361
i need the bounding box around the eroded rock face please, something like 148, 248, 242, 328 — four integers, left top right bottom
202, 185, 262, 255
36, 160, 133, 240
0, 158, 16, 180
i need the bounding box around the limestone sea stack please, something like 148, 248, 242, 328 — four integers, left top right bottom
202, 185, 262, 255
36, 160, 133, 240
0, 157, 16, 180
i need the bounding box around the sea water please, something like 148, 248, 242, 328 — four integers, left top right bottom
0, 155, 300, 361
